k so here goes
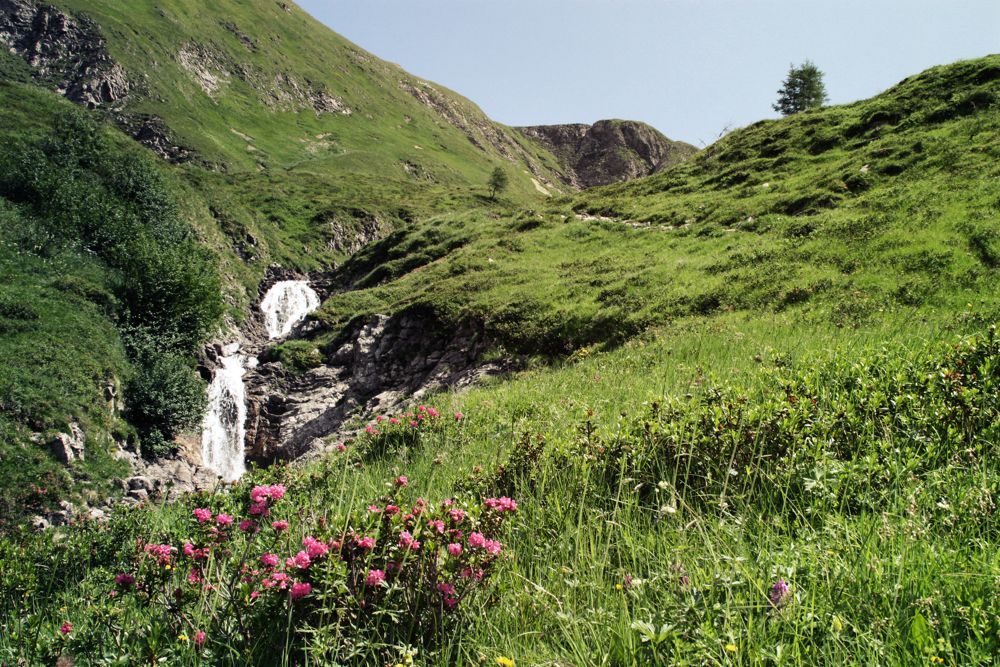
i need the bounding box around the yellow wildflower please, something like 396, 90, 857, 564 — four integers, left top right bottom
725, 643, 738, 653
178, 634, 189, 642
497, 658, 515, 667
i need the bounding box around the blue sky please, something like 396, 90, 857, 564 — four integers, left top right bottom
298, 0, 1000, 146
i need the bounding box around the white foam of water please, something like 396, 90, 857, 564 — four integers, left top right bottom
260, 280, 320, 339
200, 354, 247, 482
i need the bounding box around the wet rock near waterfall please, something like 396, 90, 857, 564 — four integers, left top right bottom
245, 311, 517, 462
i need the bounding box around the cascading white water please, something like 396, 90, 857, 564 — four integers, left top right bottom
200, 281, 320, 482
201, 344, 247, 482
260, 280, 320, 339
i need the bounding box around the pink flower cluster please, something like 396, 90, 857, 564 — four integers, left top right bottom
143, 543, 175, 566
484, 496, 518, 513
249, 484, 286, 517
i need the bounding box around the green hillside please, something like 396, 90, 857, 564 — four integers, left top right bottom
302, 56, 1000, 358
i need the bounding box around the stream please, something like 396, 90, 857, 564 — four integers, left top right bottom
200, 280, 320, 481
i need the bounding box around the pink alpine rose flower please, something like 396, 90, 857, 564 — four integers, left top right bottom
290, 582, 312, 600
366, 569, 386, 586
192, 508, 212, 523
447, 543, 463, 557
271, 520, 289, 531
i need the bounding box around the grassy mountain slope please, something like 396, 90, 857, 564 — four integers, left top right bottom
3, 55, 1000, 665
305, 56, 1000, 353
2, 0, 578, 302
22, 0, 571, 282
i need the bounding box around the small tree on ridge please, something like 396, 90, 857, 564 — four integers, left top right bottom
773, 61, 828, 116
487, 166, 509, 200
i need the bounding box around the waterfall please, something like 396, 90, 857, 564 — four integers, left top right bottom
199, 280, 320, 482
200, 344, 247, 482
260, 280, 320, 339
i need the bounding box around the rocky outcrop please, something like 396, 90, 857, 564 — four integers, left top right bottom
0, 0, 195, 161
48, 421, 85, 464
0, 0, 130, 108
245, 312, 514, 462
518, 120, 697, 188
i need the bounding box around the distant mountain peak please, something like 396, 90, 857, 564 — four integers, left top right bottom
517, 119, 697, 188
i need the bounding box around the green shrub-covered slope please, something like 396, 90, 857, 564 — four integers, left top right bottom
0, 79, 229, 524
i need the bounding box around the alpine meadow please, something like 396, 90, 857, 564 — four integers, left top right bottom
1, 1, 999, 665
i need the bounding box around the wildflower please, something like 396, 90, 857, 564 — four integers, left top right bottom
769, 578, 790, 608
447, 543, 463, 557
178, 634, 188, 642
59, 622, 72, 635
448, 508, 466, 523
725, 643, 737, 653
623, 575, 634, 591
194, 631, 206, 647
192, 508, 212, 523
143, 543, 175, 566
366, 569, 387, 586
454, 411, 464, 421
376, 415, 385, 422
368, 504, 381, 513
398, 531, 421, 551
239, 519, 257, 533
484, 539, 503, 555
437, 582, 456, 596
365, 425, 378, 435
290, 582, 312, 600
215, 513, 234, 526
334, 443, 347, 452
497, 657, 514, 667
356, 536, 376, 550
428, 519, 445, 534
114, 573, 135, 588
427, 407, 440, 417
187, 568, 202, 585
384, 504, 400, 515
250, 486, 270, 504
389, 417, 400, 425
248, 502, 269, 516
260, 553, 280, 568
485, 497, 518, 512
468, 532, 487, 549
271, 520, 289, 531
288, 551, 312, 569
302, 536, 329, 559
395, 475, 409, 487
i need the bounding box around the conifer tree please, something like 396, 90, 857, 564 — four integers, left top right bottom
773, 61, 828, 115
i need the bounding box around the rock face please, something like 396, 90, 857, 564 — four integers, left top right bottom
518, 120, 697, 188
0, 0, 130, 108
0, 0, 192, 161
245, 312, 513, 462
49, 421, 85, 464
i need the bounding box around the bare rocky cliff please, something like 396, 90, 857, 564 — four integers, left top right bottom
518, 119, 697, 188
